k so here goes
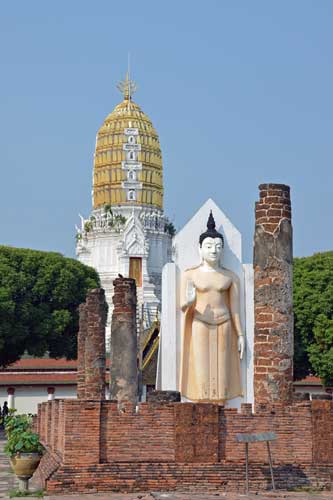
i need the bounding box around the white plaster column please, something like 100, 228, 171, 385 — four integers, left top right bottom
7, 387, 15, 410
47, 387, 55, 401
141, 384, 147, 402
244, 263, 254, 406
142, 251, 150, 282
160, 262, 180, 391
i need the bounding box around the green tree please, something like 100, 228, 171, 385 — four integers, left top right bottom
293, 251, 333, 384
0, 246, 100, 367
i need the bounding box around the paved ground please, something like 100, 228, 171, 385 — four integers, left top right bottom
0, 431, 332, 499
0, 430, 17, 498
42, 492, 333, 499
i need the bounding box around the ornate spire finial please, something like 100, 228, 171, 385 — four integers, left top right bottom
207, 210, 216, 231
199, 211, 224, 247
117, 54, 138, 101
117, 73, 137, 100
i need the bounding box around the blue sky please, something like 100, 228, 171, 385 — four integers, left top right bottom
0, 1, 332, 263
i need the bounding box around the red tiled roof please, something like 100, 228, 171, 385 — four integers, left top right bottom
0, 373, 77, 385
0, 357, 110, 386
4, 357, 111, 371
7, 358, 78, 370
294, 375, 322, 386
0, 373, 110, 386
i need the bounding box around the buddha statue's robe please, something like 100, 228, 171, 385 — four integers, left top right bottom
180, 266, 243, 402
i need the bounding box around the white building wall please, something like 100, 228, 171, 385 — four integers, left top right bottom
0, 386, 76, 415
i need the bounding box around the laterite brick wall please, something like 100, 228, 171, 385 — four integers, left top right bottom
35, 399, 333, 493
37, 400, 333, 466
312, 400, 333, 464
222, 404, 313, 464
100, 402, 175, 462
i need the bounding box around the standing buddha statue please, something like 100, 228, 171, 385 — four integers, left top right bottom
180, 212, 244, 403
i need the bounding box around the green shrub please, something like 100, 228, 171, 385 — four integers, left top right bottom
0, 245, 100, 367
5, 429, 44, 456
4, 412, 43, 457
4, 412, 31, 438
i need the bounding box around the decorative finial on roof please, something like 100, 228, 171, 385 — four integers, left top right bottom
199, 211, 224, 247
117, 54, 138, 101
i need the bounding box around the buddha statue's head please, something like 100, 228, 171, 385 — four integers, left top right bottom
199, 211, 224, 266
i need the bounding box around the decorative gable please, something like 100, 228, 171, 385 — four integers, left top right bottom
122, 213, 148, 257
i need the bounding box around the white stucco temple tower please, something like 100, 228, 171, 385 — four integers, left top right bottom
76, 75, 173, 347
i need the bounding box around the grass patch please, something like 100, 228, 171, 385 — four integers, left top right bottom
8, 489, 44, 498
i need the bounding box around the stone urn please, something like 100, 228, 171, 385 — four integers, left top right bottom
10, 453, 41, 492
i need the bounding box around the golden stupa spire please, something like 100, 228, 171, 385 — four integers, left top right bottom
117, 54, 138, 101
93, 61, 163, 210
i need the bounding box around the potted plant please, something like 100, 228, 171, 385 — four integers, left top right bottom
4, 412, 30, 437
4, 413, 44, 492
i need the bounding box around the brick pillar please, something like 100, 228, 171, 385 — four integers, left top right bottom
57, 400, 65, 455
110, 277, 138, 403
37, 404, 42, 435
46, 402, 52, 446
253, 183, 293, 408
85, 288, 107, 400
63, 400, 102, 465
40, 403, 47, 443
51, 399, 59, 451
77, 303, 87, 399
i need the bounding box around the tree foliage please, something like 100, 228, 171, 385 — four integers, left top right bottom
0, 246, 100, 367
294, 251, 333, 384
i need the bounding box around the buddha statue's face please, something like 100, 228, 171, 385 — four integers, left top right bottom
200, 237, 223, 265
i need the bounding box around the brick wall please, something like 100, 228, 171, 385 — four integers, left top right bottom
254, 184, 294, 407
35, 399, 333, 494
36, 450, 61, 490
175, 404, 219, 462
312, 400, 333, 463
222, 404, 313, 464
63, 400, 102, 465
37, 400, 332, 466
100, 402, 175, 462
41, 461, 333, 494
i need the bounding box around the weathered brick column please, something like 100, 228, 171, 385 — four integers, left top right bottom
84, 288, 107, 400
253, 184, 293, 408
77, 303, 87, 399
110, 277, 138, 403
